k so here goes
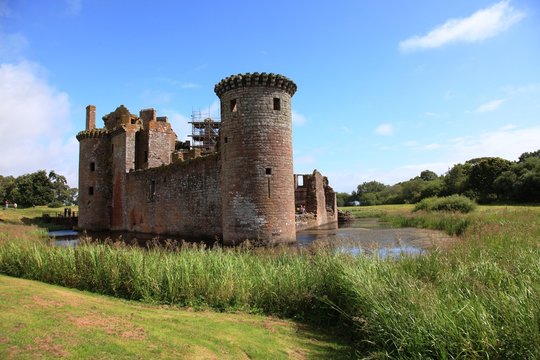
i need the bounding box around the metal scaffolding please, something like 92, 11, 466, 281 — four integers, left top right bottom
188, 110, 220, 151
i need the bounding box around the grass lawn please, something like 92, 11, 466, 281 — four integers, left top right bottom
0, 274, 353, 359
2, 203, 540, 358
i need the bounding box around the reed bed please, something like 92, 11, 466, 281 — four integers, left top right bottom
1, 208, 539, 358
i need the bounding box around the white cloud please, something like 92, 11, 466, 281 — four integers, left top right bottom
501, 83, 540, 95
375, 123, 394, 136
399, 1, 525, 52
140, 89, 172, 105
423, 143, 443, 150
0, 61, 78, 185
475, 98, 505, 113
403, 140, 418, 147
399, 162, 448, 175
499, 123, 516, 131
163, 110, 191, 142
294, 155, 317, 166
448, 125, 540, 161
292, 110, 307, 126
181, 83, 200, 89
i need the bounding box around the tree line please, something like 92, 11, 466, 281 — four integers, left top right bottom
337, 149, 540, 206
1, 170, 78, 208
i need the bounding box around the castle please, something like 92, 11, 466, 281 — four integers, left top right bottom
77, 73, 337, 245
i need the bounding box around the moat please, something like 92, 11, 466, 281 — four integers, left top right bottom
50, 218, 452, 257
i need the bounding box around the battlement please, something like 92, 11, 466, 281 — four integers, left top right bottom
76, 128, 109, 140
214, 72, 297, 97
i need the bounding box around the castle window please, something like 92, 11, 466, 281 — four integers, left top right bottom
131, 119, 136, 124
224, 137, 228, 143
150, 180, 156, 200
230, 99, 237, 112
90, 162, 95, 171
144, 150, 148, 163
111, 144, 114, 153
297, 175, 304, 187
273, 98, 281, 111
88, 186, 94, 195
265, 167, 272, 176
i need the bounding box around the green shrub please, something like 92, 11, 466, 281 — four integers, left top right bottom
414, 195, 476, 213
47, 201, 64, 208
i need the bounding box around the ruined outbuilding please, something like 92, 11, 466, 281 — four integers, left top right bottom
77, 73, 337, 245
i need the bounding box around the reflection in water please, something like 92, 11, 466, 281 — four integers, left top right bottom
49, 218, 451, 257
297, 218, 450, 258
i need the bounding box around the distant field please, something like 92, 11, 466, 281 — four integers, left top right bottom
0, 275, 353, 359
0, 205, 77, 231
340, 203, 540, 217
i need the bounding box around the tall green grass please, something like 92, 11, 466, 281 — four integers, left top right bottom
1, 208, 540, 358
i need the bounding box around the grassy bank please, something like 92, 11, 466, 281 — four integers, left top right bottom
0, 274, 352, 359
1, 206, 540, 358
0, 205, 77, 230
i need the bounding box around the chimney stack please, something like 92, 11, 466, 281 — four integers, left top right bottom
86, 105, 96, 130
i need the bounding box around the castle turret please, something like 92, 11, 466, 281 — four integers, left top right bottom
215, 72, 297, 245
77, 105, 111, 230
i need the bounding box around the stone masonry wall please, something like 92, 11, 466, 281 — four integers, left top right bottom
77, 133, 111, 230
123, 155, 222, 239
294, 170, 337, 228
219, 83, 296, 245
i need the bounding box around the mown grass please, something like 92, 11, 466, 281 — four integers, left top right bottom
1, 205, 540, 358
0, 274, 352, 359
0, 205, 77, 230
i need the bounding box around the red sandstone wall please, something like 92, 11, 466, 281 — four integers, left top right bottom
147, 121, 175, 168
78, 136, 111, 230
123, 155, 222, 239
294, 171, 337, 228
219, 86, 296, 245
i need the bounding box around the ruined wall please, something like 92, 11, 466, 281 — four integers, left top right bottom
216, 73, 297, 245
123, 155, 222, 238
146, 119, 176, 168
294, 170, 337, 228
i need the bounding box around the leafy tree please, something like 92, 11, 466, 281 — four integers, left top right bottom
467, 157, 513, 202
400, 178, 426, 204
0, 175, 16, 201
4, 170, 78, 207
513, 157, 540, 202
420, 178, 444, 199
420, 170, 438, 181
48, 171, 74, 205
518, 149, 540, 163
356, 181, 388, 205
357, 181, 387, 195
493, 171, 517, 201
442, 163, 471, 196
336, 192, 354, 207
11, 170, 54, 207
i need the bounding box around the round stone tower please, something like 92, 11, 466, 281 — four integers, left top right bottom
215, 72, 297, 245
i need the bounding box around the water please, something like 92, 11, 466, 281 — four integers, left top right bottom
296, 218, 451, 258
49, 230, 80, 247
49, 218, 451, 256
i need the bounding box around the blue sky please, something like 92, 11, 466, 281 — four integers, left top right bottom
0, 0, 539, 192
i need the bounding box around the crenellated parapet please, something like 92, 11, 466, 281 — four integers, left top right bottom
214, 72, 297, 97
76, 128, 109, 140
